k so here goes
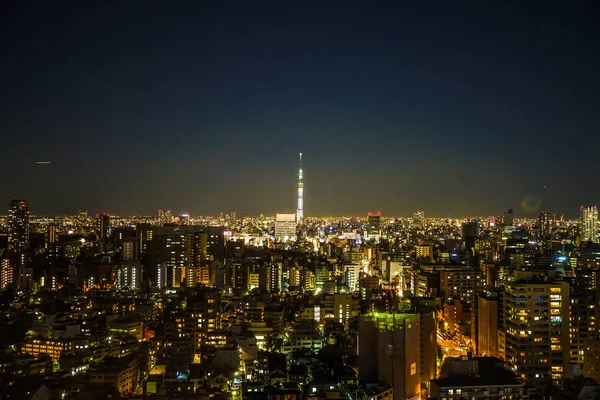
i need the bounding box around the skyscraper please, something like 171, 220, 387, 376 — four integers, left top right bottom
96, 213, 110, 253
297, 152, 303, 222
580, 206, 598, 243
367, 211, 381, 239
504, 280, 569, 386
7, 199, 29, 254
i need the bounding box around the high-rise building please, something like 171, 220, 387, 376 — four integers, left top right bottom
569, 291, 596, 365
504, 208, 514, 227
297, 152, 304, 222
0, 259, 13, 289
413, 210, 425, 229
7, 199, 29, 254
539, 212, 551, 239
184, 287, 221, 362
148, 226, 186, 288
186, 231, 208, 287
117, 262, 141, 290
157, 209, 172, 225
17, 252, 32, 290
367, 212, 382, 240
121, 239, 137, 262
96, 213, 110, 253
274, 213, 297, 239
439, 269, 483, 304
580, 206, 598, 243
461, 221, 478, 250
267, 262, 282, 293
359, 313, 421, 400
504, 280, 569, 387
477, 292, 500, 358
345, 263, 361, 292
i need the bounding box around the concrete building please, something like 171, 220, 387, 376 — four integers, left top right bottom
477, 292, 500, 358
440, 269, 483, 303
430, 356, 523, 400
274, 213, 297, 240
359, 313, 421, 400
503, 279, 570, 387
581, 206, 598, 243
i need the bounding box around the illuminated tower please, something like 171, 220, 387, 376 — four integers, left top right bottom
297, 152, 304, 222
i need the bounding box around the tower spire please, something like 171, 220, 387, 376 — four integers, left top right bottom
297, 152, 304, 222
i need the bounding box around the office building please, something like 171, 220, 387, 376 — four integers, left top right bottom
148, 226, 186, 288
345, 263, 361, 292
274, 213, 297, 239
580, 206, 598, 243
7, 199, 29, 254
96, 213, 110, 253
359, 313, 421, 400
367, 212, 381, 240
121, 238, 137, 262
539, 212, 551, 239
439, 269, 483, 303
503, 280, 569, 387
461, 221, 478, 250
117, 262, 141, 290
413, 210, 425, 229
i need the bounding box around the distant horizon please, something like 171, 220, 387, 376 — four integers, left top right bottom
4, 208, 586, 220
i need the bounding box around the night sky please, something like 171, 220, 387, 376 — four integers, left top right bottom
2, 1, 599, 217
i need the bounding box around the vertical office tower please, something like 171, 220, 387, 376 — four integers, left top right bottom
297, 152, 303, 222
367, 212, 382, 239
7, 199, 29, 254
148, 226, 186, 288
359, 313, 421, 400
96, 213, 110, 253
580, 206, 598, 243
504, 280, 569, 387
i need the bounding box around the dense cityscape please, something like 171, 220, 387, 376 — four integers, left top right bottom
2, 153, 600, 400
4, 2, 600, 400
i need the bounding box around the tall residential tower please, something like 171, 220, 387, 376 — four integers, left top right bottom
7, 199, 29, 254
580, 206, 598, 243
297, 152, 304, 222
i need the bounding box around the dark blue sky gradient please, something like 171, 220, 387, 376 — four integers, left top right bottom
2, 1, 599, 217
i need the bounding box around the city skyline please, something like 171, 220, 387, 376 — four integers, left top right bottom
3, 2, 600, 216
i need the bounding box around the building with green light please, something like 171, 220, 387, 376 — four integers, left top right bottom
359, 312, 421, 400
